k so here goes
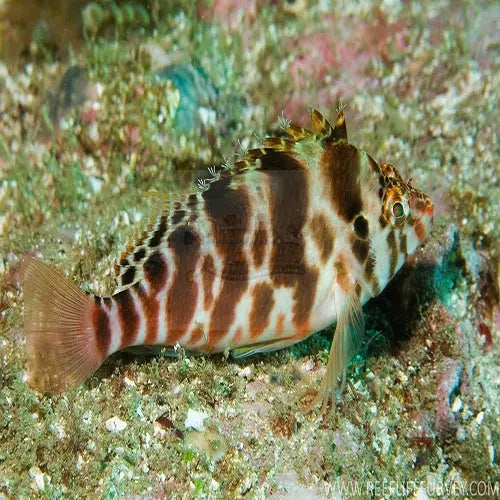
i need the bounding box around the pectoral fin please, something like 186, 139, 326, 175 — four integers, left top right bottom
307, 283, 365, 418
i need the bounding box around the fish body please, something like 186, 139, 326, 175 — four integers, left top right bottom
22, 109, 433, 411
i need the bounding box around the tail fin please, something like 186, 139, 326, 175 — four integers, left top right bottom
21, 257, 104, 394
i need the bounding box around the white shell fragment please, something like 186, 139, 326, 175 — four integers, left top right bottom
105, 416, 127, 433
184, 408, 208, 431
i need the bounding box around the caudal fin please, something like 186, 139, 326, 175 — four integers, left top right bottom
21, 257, 104, 394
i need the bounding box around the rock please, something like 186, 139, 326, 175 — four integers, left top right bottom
105, 416, 127, 433
184, 408, 209, 431
184, 427, 228, 462
155, 64, 217, 133
29, 466, 49, 493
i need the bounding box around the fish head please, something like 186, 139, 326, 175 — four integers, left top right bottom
379, 162, 434, 256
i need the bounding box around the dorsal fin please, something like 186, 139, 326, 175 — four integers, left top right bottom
232, 108, 348, 174
311, 108, 334, 137
331, 110, 347, 142
310, 108, 348, 143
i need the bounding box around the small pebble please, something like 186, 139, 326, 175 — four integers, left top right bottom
184, 408, 208, 431
238, 366, 252, 378
451, 396, 462, 412
124, 377, 136, 387
105, 416, 127, 433
456, 425, 466, 442
475, 411, 485, 425
29, 466, 46, 493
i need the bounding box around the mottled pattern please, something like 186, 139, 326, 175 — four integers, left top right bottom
81, 109, 432, 373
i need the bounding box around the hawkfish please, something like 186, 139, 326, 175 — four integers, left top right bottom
22, 108, 434, 413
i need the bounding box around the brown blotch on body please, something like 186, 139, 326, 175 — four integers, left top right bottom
251, 219, 267, 268
399, 232, 408, 256
321, 142, 363, 222
232, 327, 243, 346
352, 236, 369, 263
189, 324, 204, 346
353, 215, 369, 239
414, 219, 426, 240
201, 255, 215, 310
258, 151, 318, 328
364, 253, 380, 296
114, 289, 140, 348
93, 303, 111, 357
310, 213, 334, 263
293, 266, 319, 327
249, 283, 275, 339
143, 251, 168, 293
203, 178, 251, 344
166, 226, 201, 344
335, 259, 350, 292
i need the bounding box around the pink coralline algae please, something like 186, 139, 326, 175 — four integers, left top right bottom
283, 14, 409, 121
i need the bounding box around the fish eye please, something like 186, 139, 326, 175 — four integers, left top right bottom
392, 201, 405, 220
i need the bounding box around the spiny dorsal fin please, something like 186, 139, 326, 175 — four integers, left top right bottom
232, 108, 348, 173
284, 123, 315, 141
331, 110, 347, 143
310, 108, 348, 143
311, 108, 334, 137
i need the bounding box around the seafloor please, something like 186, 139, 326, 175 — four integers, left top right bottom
0, 1, 498, 498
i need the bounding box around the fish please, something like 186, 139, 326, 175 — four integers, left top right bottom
21, 108, 434, 414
